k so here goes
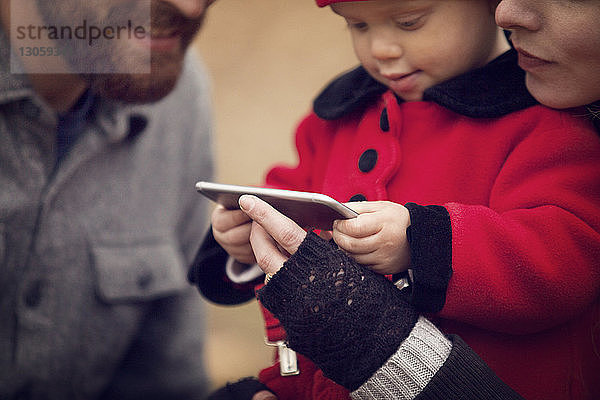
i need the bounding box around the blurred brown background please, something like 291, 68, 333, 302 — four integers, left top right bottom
193, 0, 357, 390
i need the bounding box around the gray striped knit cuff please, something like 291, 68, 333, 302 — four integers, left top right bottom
351, 317, 452, 400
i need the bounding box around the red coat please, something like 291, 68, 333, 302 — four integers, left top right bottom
259, 51, 600, 399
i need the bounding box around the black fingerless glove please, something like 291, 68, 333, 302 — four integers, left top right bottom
257, 232, 420, 391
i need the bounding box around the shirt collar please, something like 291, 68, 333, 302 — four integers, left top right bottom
95, 98, 151, 143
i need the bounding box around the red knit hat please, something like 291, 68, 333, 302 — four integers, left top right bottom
316, 0, 369, 7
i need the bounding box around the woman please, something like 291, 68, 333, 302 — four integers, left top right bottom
198, 1, 600, 399
495, 0, 600, 111
239, 195, 527, 400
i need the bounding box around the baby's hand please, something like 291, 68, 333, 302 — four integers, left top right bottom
332, 201, 411, 275
211, 205, 256, 265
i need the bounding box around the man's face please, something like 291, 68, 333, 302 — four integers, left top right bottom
35, 0, 213, 103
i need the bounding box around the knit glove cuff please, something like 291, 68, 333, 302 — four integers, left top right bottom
257, 232, 419, 391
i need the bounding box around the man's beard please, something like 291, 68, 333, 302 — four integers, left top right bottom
36, 0, 205, 103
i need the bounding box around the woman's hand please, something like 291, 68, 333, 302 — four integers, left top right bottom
238, 195, 307, 275
333, 201, 411, 275
211, 205, 256, 264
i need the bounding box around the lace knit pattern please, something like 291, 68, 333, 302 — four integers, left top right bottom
258, 232, 419, 391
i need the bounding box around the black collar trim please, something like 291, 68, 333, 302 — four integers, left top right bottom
313, 49, 538, 120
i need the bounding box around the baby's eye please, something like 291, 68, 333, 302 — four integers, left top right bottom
395, 15, 425, 30
347, 21, 368, 32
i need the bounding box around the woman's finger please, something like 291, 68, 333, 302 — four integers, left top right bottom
249, 221, 289, 275
239, 195, 307, 255
252, 390, 278, 400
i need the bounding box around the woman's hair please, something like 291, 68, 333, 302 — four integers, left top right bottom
587, 102, 600, 117
587, 101, 600, 133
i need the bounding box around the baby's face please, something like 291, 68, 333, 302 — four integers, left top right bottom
332, 0, 508, 101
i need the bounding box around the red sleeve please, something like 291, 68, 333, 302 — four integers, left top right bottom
441, 116, 600, 334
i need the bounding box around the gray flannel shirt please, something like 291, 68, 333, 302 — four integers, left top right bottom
0, 28, 214, 400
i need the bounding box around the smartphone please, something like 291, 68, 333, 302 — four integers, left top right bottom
196, 181, 358, 230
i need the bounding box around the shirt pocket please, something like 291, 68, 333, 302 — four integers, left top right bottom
91, 234, 188, 303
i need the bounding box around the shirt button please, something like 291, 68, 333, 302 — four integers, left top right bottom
349, 194, 367, 202
358, 149, 378, 173
23, 280, 44, 308
380, 108, 389, 132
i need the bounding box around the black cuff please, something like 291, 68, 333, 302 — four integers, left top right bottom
414, 335, 524, 400
207, 377, 271, 400
405, 203, 453, 313
257, 232, 419, 391
187, 228, 261, 305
